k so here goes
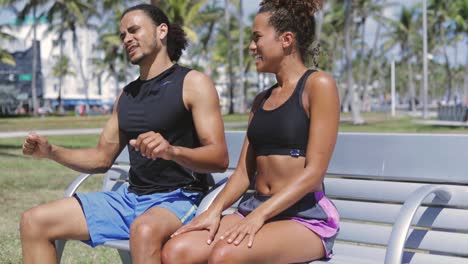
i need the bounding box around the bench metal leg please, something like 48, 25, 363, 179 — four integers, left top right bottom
55, 239, 66, 263
118, 249, 132, 264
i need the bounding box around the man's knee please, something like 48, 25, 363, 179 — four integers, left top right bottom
130, 218, 168, 245
20, 207, 48, 240
161, 238, 194, 263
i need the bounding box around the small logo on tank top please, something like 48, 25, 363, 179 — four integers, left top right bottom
160, 81, 172, 86
290, 149, 301, 157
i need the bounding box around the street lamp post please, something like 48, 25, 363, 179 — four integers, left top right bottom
391, 60, 396, 117
422, 0, 429, 119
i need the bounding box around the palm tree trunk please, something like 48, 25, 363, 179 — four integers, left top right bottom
225, 0, 234, 114
439, 25, 453, 103
442, 45, 453, 103
361, 22, 382, 111
31, 5, 39, 116
74, 32, 90, 113
315, 10, 323, 42
344, 0, 364, 124
407, 59, 416, 111
238, 0, 245, 113
464, 47, 468, 105
58, 12, 65, 115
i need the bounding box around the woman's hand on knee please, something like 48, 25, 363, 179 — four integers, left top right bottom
171, 209, 221, 245
220, 213, 265, 248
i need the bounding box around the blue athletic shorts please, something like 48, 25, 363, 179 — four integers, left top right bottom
74, 184, 202, 247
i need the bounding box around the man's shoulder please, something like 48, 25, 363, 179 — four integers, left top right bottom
122, 77, 141, 92
183, 69, 211, 85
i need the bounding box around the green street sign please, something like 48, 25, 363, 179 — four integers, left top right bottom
19, 74, 32, 81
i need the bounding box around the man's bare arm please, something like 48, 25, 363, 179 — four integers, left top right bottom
172, 70, 229, 172
23, 94, 127, 174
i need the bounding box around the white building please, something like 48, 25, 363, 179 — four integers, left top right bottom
5, 19, 124, 110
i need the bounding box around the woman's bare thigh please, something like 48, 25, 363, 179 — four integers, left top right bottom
213, 219, 325, 264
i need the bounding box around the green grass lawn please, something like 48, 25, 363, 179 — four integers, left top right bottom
0, 135, 121, 263
0, 116, 110, 132
1, 112, 468, 262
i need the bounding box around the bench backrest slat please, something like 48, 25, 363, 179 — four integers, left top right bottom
338, 222, 468, 257
329, 133, 468, 184
325, 178, 468, 208
334, 200, 468, 231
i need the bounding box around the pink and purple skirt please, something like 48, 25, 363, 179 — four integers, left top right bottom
236, 191, 340, 259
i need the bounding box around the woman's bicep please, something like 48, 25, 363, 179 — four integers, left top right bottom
305, 72, 340, 171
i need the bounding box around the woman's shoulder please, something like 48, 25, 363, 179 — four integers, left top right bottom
251, 89, 271, 112
305, 70, 337, 92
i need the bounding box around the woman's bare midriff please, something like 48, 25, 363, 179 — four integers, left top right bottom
254, 155, 322, 195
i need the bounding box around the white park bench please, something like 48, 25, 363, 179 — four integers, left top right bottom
56, 131, 468, 264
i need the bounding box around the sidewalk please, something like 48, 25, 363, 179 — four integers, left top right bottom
0, 128, 103, 139
0, 122, 249, 139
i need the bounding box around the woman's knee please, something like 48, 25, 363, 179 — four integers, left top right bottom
209, 241, 241, 264
161, 237, 195, 263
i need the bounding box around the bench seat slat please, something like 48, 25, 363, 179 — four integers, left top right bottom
338, 222, 468, 257
325, 178, 468, 208
334, 200, 468, 231
102, 240, 130, 251
314, 243, 468, 264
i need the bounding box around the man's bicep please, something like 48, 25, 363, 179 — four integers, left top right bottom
98, 94, 127, 158
185, 72, 225, 147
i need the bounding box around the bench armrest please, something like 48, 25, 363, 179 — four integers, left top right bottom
385, 185, 452, 264
196, 178, 228, 216
63, 173, 93, 197
63, 166, 129, 197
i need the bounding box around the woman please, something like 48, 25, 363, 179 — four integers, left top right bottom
162, 0, 340, 263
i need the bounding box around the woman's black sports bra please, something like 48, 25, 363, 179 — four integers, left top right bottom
247, 69, 316, 157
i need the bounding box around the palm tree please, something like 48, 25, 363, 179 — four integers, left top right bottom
10, 0, 50, 116
150, 0, 208, 42
427, 0, 459, 103
44, 0, 96, 113
354, 0, 388, 112
0, 27, 16, 66
319, 0, 346, 74
382, 6, 418, 111
91, 1, 130, 99
10, 0, 95, 115
344, 0, 364, 124
51, 55, 75, 114
452, 0, 467, 103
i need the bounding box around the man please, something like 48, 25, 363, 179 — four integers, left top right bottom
20, 4, 228, 264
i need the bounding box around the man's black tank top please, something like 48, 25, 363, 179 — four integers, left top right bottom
118, 64, 205, 195
247, 69, 316, 157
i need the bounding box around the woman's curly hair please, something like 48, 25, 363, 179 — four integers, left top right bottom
259, 0, 323, 66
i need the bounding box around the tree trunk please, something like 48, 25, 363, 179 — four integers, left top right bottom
464, 47, 468, 105
407, 59, 416, 111
238, 0, 245, 113
439, 25, 452, 103
74, 32, 90, 114
442, 44, 452, 103
344, 0, 364, 124
31, 5, 39, 116
361, 22, 382, 112
58, 13, 65, 115
225, 0, 234, 114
